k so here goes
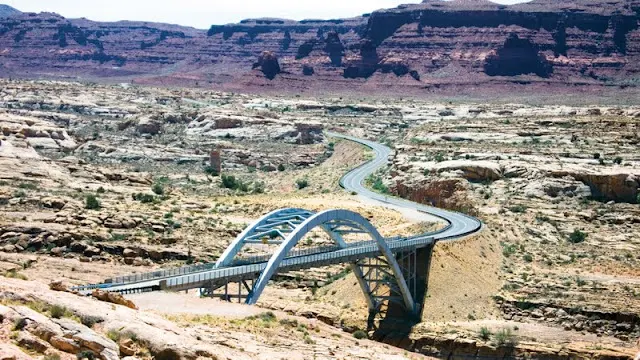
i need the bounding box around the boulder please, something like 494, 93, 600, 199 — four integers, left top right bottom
91, 289, 138, 310
136, 117, 163, 135
49, 280, 68, 292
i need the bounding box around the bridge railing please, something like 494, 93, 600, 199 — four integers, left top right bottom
163, 236, 434, 291
74, 236, 407, 291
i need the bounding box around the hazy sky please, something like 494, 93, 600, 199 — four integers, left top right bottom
4, 0, 530, 29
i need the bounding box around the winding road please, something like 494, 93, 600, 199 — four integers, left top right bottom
330, 132, 483, 241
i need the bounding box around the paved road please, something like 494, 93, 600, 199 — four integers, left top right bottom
329, 132, 482, 241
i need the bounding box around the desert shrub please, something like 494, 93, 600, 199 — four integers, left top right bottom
5, 269, 28, 280
13, 317, 28, 330
133, 193, 155, 203
296, 178, 309, 190
277, 164, 285, 172
81, 315, 101, 328
593, 153, 601, 159
18, 182, 38, 190
434, 153, 446, 162
479, 326, 492, 341
523, 254, 533, 263
204, 165, 219, 176
221, 174, 238, 189
253, 181, 265, 194
493, 328, 517, 347
96, 186, 106, 194
568, 229, 587, 244
152, 183, 164, 195
614, 157, 623, 165
509, 205, 527, 213
49, 304, 68, 319
76, 350, 96, 360
352, 330, 367, 339
85, 195, 101, 210
44, 354, 61, 360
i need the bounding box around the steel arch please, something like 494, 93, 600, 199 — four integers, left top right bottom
215, 208, 316, 268
245, 209, 416, 313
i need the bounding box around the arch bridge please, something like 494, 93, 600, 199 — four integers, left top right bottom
76, 207, 437, 323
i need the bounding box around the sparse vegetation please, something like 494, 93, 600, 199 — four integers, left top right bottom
85, 194, 101, 210
296, 178, 309, 190
493, 328, 517, 347
479, 326, 492, 341
568, 229, 587, 244
352, 330, 368, 339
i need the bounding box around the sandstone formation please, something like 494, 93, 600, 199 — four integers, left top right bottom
253, 51, 281, 80
0, 0, 639, 92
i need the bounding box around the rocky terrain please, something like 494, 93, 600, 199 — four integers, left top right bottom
1, 0, 640, 97
0, 79, 639, 359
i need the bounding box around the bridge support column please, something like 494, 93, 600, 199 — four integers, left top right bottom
372, 244, 435, 338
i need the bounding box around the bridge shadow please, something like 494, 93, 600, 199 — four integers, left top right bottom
370, 244, 434, 344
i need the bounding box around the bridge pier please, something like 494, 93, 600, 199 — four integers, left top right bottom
371, 244, 434, 337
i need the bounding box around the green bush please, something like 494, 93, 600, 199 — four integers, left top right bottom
523, 254, 533, 263
614, 157, 623, 165
204, 165, 219, 176
352, 330, 367, 339
479, 326, 492, 341
221, 174, 238, 189
85, 195, 101, 210
568, 229, 587, 244
296, 178, 309, 190
152, 183, 164, 195
133, 193, 156, 203
593, 153, 601, 159
277, 164, 286, 172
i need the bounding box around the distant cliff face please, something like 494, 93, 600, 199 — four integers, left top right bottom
0, 0, 638, 93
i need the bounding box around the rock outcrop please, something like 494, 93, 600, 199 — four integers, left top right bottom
484, 34, 553, 77
253, 51, 281, 80
549, 170, 640, 203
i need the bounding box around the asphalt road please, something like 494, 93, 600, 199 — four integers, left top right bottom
329, 132, 483, 241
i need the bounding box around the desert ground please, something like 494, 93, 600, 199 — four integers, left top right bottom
1, 79, 639, 359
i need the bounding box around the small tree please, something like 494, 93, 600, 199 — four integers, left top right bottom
613, 157, 623, 165
277, 164, 286, 172
85, 195, 101, 210
593, 153, 601, 160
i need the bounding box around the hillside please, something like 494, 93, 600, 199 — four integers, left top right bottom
0, 0, 639, 95
0, 4, 20, 18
